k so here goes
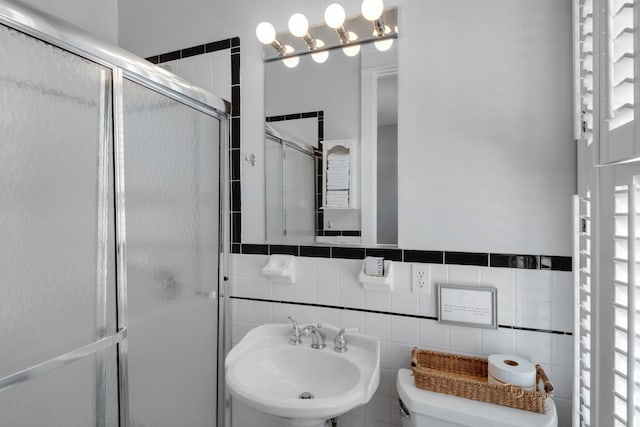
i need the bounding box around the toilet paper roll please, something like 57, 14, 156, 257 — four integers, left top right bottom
488, 354, 537, 390
364, 256, 384, 276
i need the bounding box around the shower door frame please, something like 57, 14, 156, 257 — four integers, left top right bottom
265, 131, 317, 242
0, 2, 231, 426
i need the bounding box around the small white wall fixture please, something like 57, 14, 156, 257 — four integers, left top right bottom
262, 254, 296, 283
358, 259, 394, 292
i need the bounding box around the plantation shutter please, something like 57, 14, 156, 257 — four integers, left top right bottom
600, 0, 636, 161
576, 191, 594, 426
610, 182, 640, 426
579, 0, 595, 145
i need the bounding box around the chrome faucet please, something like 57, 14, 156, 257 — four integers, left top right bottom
301, 323, 326, 349
287, 316, 303, 345
333, 328, 348, 353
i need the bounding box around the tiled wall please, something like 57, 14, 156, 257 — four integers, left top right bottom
144, 33, 574, 427
229, 253, 573, 427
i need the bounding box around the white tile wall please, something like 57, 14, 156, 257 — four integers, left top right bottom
228, 254, 574, 427
159, 50, 231, 101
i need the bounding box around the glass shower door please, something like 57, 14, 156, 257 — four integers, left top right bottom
0, 24, 119, 426
122, 78, 220, 427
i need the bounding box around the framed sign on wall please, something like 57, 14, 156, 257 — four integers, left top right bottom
437, 284, 497, 329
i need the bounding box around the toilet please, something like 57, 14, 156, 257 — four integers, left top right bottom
396, 369, 558, 427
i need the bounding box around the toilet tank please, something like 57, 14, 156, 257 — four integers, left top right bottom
396, 369, 557, 427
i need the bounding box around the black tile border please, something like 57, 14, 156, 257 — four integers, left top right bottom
299, 245, 331, 258
445, 251, 489, 266
241, 244, 268, 255
230, 296, 574, 336
269, 245, 299, 256
404, 250, 443, 264
236, 244, 572, 271
365, 248, 403, 262
318, 230, 361, 237
147, 39, 235, 64
540, 255, 572, 272
490, 253, 538, 269
331, 246, 366, 260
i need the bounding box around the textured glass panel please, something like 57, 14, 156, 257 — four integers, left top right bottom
123, 79, 220, 427
0, 24, 115, 378
123, 79, 220, 318
284, 145, 315, 242
128, 298, 218, 427
265, 139, 285, 241
0, 347, 119, 427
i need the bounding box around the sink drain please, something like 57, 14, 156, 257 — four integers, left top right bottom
298, 392, 314, 399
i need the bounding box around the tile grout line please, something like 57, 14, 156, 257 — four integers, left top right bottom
229, 295, 573, 336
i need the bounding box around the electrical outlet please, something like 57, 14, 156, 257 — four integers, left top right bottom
412, 264, 430, 294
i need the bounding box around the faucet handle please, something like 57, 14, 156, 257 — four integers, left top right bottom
288, 316, 299, 330
287, 316, 302, 345
334, 328, 348, 353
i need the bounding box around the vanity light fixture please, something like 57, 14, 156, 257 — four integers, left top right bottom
342, 32, 361, 57
325, 3, 361, 57
256, 21, 287, 56
256, 21, 299, 68
361, 0, 393, 52
282, 45, 300, 68
311, 39, 329, 63
288, 13, 317, 50
373, 25, 393, 51
289, 12, 330, 64
361, 0, 385, 33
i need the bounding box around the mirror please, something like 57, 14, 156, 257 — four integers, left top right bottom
263, 8, 398, 246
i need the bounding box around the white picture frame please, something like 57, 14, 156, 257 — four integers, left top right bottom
437, 284, 497, 329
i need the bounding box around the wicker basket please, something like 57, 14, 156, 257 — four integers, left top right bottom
410, 347, 554, 414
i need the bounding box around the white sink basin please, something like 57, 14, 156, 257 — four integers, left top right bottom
225, 323, 380, 427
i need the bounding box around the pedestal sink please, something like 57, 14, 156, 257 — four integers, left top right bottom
225, 323, 380, 427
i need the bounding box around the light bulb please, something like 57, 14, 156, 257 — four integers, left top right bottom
343, 32, 360, 57
374, 25, 393, 51
282, 45, 299, 68
288, 13, 309, 37
361, 0, 384, 21
324, 3, 346, 29
255, 22, 276, 44
311, 39, 329, 63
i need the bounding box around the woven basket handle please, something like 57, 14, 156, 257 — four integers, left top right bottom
410, 346, 419, 368
535, 364, 554, 393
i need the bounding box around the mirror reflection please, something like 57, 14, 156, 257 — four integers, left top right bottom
263, 9, 398, 246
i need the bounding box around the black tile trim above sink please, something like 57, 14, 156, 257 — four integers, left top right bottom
229, 296, 574, 336
236, 245, 573, 271
404, 250, 443, 264
490, 253, 538, 269
445, 251, 489, 266
269, 245, 299, 256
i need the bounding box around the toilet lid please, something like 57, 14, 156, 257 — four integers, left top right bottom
396, 369, 557, 427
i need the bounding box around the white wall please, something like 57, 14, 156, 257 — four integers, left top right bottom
19, 0, 118, 44
399, 0, 574, 254
118, 0, 575, 256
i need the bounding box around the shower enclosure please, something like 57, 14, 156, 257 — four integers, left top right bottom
265, 131, 316, 242
0, 2, 228, 426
